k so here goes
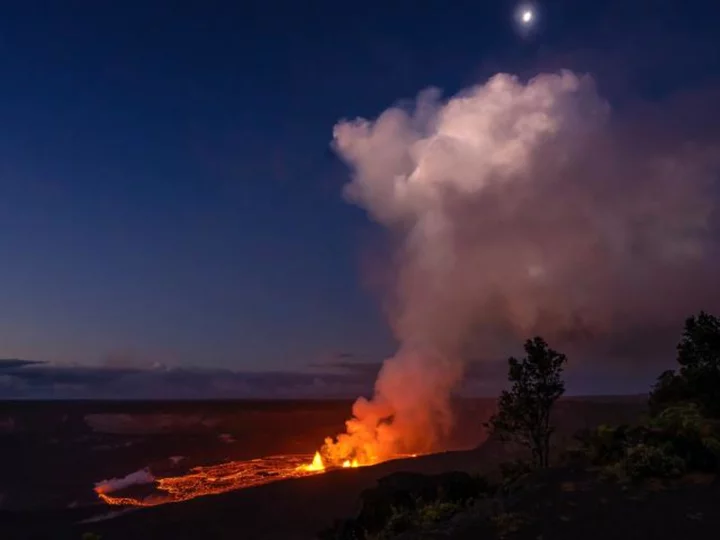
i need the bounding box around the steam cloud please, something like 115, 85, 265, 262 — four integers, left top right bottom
321, 70, 720, 464
94, 468, 155, 494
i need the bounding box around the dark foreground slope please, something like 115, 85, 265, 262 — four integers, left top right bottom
3, 447, 498, 540
487, 467, 720, 540
387, 466, 720, 540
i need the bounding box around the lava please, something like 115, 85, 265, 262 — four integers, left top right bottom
298, 451, 325, 472
96, 452, 417, 507
96, 454, 325, 507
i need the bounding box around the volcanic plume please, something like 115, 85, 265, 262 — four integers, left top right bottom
319, 70, 720, 466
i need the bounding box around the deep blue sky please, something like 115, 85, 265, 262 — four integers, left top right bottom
1, 1, 719, 390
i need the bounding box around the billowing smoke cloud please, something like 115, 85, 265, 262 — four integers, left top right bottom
321, 70, 720, 464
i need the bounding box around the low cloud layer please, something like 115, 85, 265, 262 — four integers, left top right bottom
0, 356, 618, 399
0, 358, 377, 399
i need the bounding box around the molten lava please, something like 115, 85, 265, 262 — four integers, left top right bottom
96, 451, 418, 507
95, 454, 326, 507
299, 451, 325, 472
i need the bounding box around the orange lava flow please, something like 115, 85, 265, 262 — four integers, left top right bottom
96, 451, 418, 507
96, 454, 326, 507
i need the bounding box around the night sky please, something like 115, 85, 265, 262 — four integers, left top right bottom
1, 0, 719, 398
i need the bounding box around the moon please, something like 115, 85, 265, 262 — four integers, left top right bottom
514, 3, 538, 34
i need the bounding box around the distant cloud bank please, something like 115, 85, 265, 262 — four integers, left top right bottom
0, 355, 659, 399
0, 358, 376, 399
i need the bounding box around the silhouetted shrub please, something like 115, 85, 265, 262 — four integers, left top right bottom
383, 506, 417, 536
650, 311, 720, 417
575, 424, 650, 465
647, 404, 720, 471
323, 471, 490, 539
491, 511, 530, 537
599, 460, 628, 482
415, 499, 464, 527
591, 405, 720, 482
359, 498, 465, 540
498, 459, 533, 493
649, 370, 693, 415
577, 424, 629, 464
599, 443, 684, 482
624, 443, 686, 480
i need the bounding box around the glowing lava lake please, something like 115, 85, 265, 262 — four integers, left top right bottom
95, 452, 412, 507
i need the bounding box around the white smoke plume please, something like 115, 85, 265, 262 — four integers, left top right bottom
94, 468, 155, 494
321, 70, 720, 464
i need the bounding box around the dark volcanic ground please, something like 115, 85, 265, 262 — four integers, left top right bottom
0, 399, 362, 511
0, 397, 646, 539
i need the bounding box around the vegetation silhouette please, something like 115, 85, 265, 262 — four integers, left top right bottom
485, 337, 567, 468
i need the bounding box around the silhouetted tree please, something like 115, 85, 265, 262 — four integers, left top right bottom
486, 337, 567, 468
650, 311, 720, 417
